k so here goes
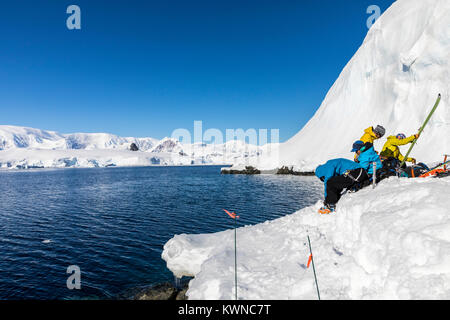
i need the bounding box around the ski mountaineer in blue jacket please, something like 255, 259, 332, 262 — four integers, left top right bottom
352, 140, 383, 176
315, 158, 367, 214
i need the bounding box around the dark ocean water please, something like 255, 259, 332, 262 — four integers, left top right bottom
0, 166, 323, 299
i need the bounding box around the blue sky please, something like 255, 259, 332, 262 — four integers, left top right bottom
0, 0, 395, 142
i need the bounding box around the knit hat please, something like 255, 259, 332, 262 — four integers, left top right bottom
351, 140, 365, 152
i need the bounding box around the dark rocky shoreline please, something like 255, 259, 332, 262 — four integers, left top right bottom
221, 166, 261, 174
221, 165, 314, 176
275, 166, 315, 176
118, 280, 189, 300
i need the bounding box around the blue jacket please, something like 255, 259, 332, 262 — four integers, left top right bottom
357, 146, 383, 175
315, 158, 363, 197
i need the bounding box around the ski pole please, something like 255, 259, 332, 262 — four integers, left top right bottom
400, 93, 441, 168
234, 215, 237, 300
224, 209, 239, 300
307, 235, 320, 300
426, 159, 450, 173
372, 162, 376, 189
419, 159, 450, 177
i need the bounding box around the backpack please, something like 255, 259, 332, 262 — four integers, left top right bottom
376, 157, 401, 181
399, 162, 430, 178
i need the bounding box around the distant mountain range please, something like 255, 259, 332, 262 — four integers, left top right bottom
0, 125, 161, 152
0, 125, 275, 169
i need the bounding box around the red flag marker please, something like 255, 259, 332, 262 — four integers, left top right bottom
307, 254, 312, 268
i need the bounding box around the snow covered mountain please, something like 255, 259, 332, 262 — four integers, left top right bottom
244, 0, 450, 171
150, 137, 184, 154
0, 126, 66, 150
0, 125, 267, 169
64, 133, 158, 151
0, 125, 158, 151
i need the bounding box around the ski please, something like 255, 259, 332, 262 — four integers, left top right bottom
419, 159, 450, 178
400, 93, 441, 168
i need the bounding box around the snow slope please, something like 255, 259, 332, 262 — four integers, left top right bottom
0, 125, 269, 169
243, 0, 450, 171
162, 176, 450, 299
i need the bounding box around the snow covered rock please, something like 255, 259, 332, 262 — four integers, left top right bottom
162, 176, 450, 299
151, 137, 184, 153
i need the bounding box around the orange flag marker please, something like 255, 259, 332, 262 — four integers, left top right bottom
307, 254, 313, 268
224, 209, 239, 219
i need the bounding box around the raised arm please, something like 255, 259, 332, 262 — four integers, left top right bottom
389, 135, 416, 146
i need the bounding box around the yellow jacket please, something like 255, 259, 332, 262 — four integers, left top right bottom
354, 127, 379, 161
360, 127, 378, 144
380, 135, 416, 162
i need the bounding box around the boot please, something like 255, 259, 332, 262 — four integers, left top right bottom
318, 202, 336, 214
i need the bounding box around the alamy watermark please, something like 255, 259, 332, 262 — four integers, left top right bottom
66, 5, 81, 30
366, 5, 381, 29
170, 121, 280, 166
66, 265, 81, 290
64, 5, 382, 32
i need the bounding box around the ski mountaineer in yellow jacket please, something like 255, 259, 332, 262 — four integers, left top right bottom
354, 125, 385, 161
380, 132, 420, 164
360, 125, 385, 144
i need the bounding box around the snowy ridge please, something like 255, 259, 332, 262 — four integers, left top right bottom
0, 125, 269, 169
0, 125, 159, 151
162, 176, 450, 299
242, 0, 450, 171
0, 126, 66, 150
64, 133, 158, 151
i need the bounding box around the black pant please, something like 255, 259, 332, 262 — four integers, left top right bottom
325, 168, 369, 205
